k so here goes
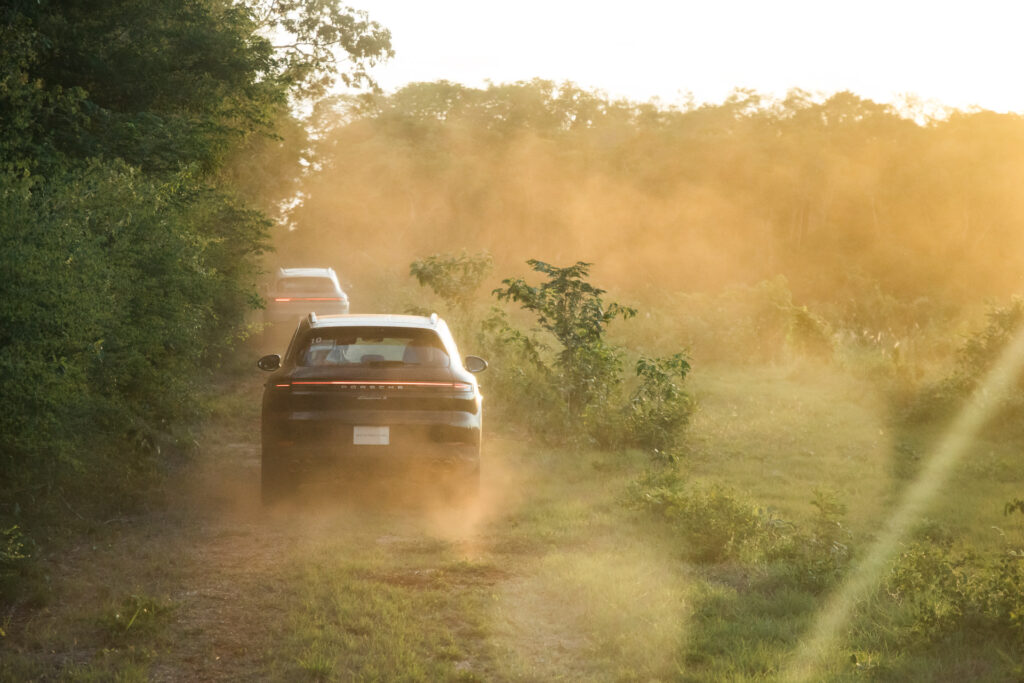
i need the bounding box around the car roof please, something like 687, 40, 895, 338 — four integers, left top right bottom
276, 267, 336, 279
309, 313, 441, 330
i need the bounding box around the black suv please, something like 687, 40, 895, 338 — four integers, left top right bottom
257, 313, 487, 503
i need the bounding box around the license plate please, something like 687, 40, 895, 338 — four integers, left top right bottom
353, 426, 389, 445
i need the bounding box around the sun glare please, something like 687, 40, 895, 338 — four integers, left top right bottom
783, 325, 1024, 681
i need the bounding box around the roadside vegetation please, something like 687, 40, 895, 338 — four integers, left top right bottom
5, 2, 1024, 680
0, 0, 390, 598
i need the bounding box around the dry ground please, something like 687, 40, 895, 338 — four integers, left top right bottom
2, 373, 687, 681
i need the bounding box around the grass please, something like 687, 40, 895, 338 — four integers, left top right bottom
4, 358, 1024, 680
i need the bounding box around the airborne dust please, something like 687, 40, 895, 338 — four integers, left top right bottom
223, 84, 1024, 678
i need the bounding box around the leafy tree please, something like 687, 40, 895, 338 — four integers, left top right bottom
410, 251, 493, 314
0, 0, 391, 547
494, 260, 636, 417
291, 79, 1024, 311
252, 0, 393, 98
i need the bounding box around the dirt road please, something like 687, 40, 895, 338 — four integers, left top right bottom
3, 374, 686, 680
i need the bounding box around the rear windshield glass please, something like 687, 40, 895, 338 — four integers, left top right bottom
296, 327, 449, 368
276, 277, 338, 295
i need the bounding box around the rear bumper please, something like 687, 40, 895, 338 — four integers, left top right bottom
262, 413, 481, 472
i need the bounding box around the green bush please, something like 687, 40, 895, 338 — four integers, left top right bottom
626, 469, 765, 562
627, 276, 839, 365
410, 250, 493, 315
909, 297, 1024, 423
494, 260, 636, 418
477, 306, 568, 435
885, 544, 1024, 645
486, 260, 693, 451
626, 354, 694, 456
0, 162, 269, 510
627, 472, 852, 590
762, 488, 852, 592
788, 305, 834, 357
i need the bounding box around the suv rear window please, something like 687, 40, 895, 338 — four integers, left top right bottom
276, 277, 337, 295
296, 327, 449, 368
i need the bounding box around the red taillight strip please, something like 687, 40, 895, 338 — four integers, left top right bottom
291, 380, 471, 390
273, 297, 344, 302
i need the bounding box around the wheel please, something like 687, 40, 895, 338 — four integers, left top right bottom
261, 449, 295, 506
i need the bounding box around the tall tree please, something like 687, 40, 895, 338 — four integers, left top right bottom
0, 0, 392, 524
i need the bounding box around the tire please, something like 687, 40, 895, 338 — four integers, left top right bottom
261, 449, 295, 506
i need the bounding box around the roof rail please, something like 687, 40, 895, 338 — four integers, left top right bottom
429, 312, 438, 325
308, 312, 318, 325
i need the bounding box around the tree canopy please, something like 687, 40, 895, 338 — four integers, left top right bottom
284, 80, 1024, 308
0, 0, 391, 521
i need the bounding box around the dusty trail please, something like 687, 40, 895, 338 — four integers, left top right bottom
4, 372, 688, 680
142, 411, 511, 679
1, 384, 467, 678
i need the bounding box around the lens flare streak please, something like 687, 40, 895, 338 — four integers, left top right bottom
783, 326, 1024, 681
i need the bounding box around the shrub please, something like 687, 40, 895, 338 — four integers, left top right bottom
788, 306, 834, 358
763, 488, 853, 592
409, 250, 493, 315
486, 260, 693, 451
494, 260, 636, 418
626, 469, 765, 562
628, 473, 853, 590
627, 354, 694, 456
909, 297, 1024, 423
885, 544, 1024, 644
477, 306, 567, 434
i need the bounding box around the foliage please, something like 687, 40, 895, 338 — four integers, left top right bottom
885, 544, 1024, 645
764, 487, 853, 592
483, 259, 694, 451
410, 251, 493, 314
0, 0, 391, 592
627, 354, 694, 456
494, 260, 636, 419
251, 0, 393, 98
911, 297, 1024, 422
626, 469, 763, 562
627, 471, 852, 590
288, 80, 1024, 311
468, 260, 696, 451
787, 306, 834, 357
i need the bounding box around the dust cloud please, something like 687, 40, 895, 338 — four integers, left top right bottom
265, 85, 1024, 314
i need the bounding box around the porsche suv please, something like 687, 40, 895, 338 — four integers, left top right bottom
263, 267, 350, 326
256, 313, 487, 503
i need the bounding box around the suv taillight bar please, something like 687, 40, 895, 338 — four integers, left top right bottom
289, 381, 471, 390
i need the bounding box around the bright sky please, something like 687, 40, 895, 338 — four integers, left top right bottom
358, 0, 1024, 113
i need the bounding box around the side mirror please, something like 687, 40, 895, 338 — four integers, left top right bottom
464, 355, 488, 373
257, 354, 281, 371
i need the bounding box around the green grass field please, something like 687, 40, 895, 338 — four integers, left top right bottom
3, 357, 1024, 681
